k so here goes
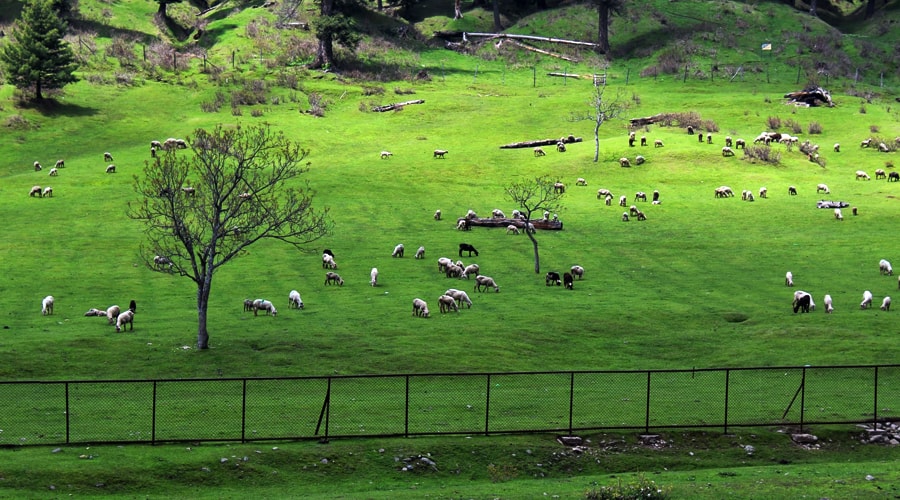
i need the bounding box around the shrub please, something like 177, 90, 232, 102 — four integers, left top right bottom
701, 119, 719, 132
766, 116, 782, 130
742, 145, 781, 165
585, 474, 671, 500
808, 121, 823, 134
308, 92, 327, 117
784, 118, 802, 134
870, 125, 880, 133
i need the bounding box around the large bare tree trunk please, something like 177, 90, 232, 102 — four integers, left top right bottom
197, 275, 212, 349
598, 3, 610, 54
492, 0, 502, 31
526, 220, 541, 274
311, 0, 334, 69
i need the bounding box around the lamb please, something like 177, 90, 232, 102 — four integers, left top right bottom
860, 138, 872, 148
834, 208, 843, 221
881, 296, 892, 311
816, 183, 830, 194
654, 139, 664, 147
788, 186, 797, 196
456, 219, 468, 231
636, 210, 647, 221
29, 185, 42, 197
722, 146, 735, 157
42, 187, 52, 198
459, 243, 479, 257
34, 161, 42, 171
181, 186, 196, 195
115, 309, 134, 332
833, 143, 840, 153
288, 290, 304, 309
891, 172, 900, 182
640, 135, 647, 146
491, 209, 506, 218
545, 271, 561, 286
392, 243, 405, 258
106, 305, 121, 324
174, 139, 188, 149
533, 147, 546, 157
785, 271, 794, 287
735, 138, 746, 149
575, 178, 587, 186
433, 149, 448, 159
553, 182, 566, 193
824, 294, 834, 314
861, 290, 874, 309
597, 188, 612, 199
619, 195, 627, 207
619, 157, 631, 168
759, 187, 768, 199
706, 133, 713, 144
444, 288, 473, 308
792, 291, 812, 313
634, 191, 647, 202
106, 164, 116, 173
324, 271, 344, 286
322, 253, 337, 269
256, 300, 277, 316
370, 268, 379, 287
474, 275, 500, 292
875, 169, 886, 180
855, 170, 871, 180
438, 294, 459, 313
622, 212, 629, 222
880, 259, 893, 276
84, 308, 107, 317
41, 295, 54, 315
635, 155, 646, 165
445, 264, 464, 279
629, 205, 640, 216
380, 151, 393, 159
462, 263, 480, 278
104, 152, 114, 162
605, 194, 613, 206
154, 255, 173, 269
151, 140, 163, 149
725, 136, 733, 147
243, 299, 254, 312
506, 225, 519, 235
556, 141, 566, 152
879, 142, 890, 153
412, 298, 430, 317
434, 209, 442, 221
49, 167, 58, 176
563, 272, 574, 289
415, 246, 425, 259
571, 265, 584, 279
628, 131, 636, 147
437, 257, 454, 272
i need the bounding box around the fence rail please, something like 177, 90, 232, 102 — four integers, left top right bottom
2, 364, 898, 446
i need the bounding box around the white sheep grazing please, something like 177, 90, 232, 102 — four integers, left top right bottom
106, 305, 121, 324
879, 142, 890, 153
41, 295, 54, 315
855, 170, 871, 180
34, 161, 42, 171
257, 300, 277, 316
103, 152, 114, 162
794, 290, 816, 311
324, 271, 344, 286
437, 257, 453, 273
370, 267, 379, 287
154, 255, 173, 269
511, 209, 522, 219
506, 224, 519, 235
474, 274, 499, 292
570, 265, 584, 280
54, 159, 64, 169
445, 288, 473, 308
824, 294, 834, 314
380, 151, 393, 159
181, 186, 196, 196
605, 194, 613, 206
29, 185, 42, 197
816, 183, 830, 194
392, 243, 405, 258
622, 212, 630, 222
412, 298, 430, 317
556, 141, 566, 152
42, 186, 53, 198
576, 178, 587, 186
861, 290, 874, 309
759, 187, 767, 199
880, 259, 893, 276
619, 195, 627, 207
433, 149, 448, 159
446, 264, 464, 279
322, 253, 337, 269
596, 188, 612, 199
456, 219, 468, 230
415, 246, 425, 259
49, 167, 58, 176
875, 169, 886, 179
722, 146, 735, 157
881, 296, 892, 311
434, 209, 442, 221
533, 147, 546, 157
151, 140, 163, 149
619, 157, 631, 168
785, 271, 794, 287
861, 138, 872, 148
289, 290, 304, 309
833, 143, 840, 152
115, 309, 134, 332
106, 164, 116, 173
84, 307, 106, 317
462, 264, 480, 279
834, 208, 843, 221
635, 155, 646, 165
438, 294, 459, 313
491, 208, 506, 218
654, 139, 664, 147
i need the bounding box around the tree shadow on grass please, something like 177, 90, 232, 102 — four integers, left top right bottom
17, 97, 98, 118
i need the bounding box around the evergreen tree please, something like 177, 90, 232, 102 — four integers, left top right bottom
0, 0, 78, 100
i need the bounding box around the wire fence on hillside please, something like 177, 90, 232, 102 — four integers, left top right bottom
1, 364, 898, 446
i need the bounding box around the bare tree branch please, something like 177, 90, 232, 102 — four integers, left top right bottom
505, 175, 565, 274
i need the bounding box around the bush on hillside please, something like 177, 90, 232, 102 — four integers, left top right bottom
742, 145, 781, 165
808, 121, 823, 134
584, 474, 670, 499
767, 115, 782, 130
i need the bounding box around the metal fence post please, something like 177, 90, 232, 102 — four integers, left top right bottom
151, 381, 157, 444
485, 374, 492, 436
568, 372, 575, 434
241, 379, 247, 443
645, 371, 651, 433
65, 382, 70, 444
405, 375, 410, 437
873, 366, 879, 427
724, 369, 730, 434
799, 367, 807, 432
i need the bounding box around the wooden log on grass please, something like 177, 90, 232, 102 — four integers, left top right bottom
499, 137, 582, 149
372, 99, 425, 112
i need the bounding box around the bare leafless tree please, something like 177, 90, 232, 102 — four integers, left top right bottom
572, 82, 627, 162
128, 123, 332, 349
505, 175, 565, 274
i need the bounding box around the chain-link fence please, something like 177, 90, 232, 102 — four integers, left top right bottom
2, 365, 898, 446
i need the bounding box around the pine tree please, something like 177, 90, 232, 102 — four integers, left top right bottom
0, 0, 78, 100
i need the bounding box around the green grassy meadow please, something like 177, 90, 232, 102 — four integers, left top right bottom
2, 0, 900, 496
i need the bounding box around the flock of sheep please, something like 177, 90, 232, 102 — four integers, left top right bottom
787, 258, 895, 314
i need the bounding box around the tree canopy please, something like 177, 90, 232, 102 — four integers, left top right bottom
128, 124, 332, 349
505, 175, 565, 274
0, 0, 78, 100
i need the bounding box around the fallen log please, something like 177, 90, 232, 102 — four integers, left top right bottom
463, 32, 600, 48
458, 217, 563, 230
372, 99, 425, 112
507, 40, 577, 62
629, 113, 668, 128
500, 136, 582, 149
